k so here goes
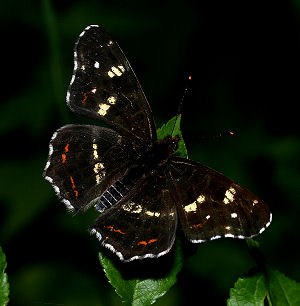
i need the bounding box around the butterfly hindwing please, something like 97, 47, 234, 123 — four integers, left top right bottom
67, 25, 156, 145
90, 171, 177, 262
167, 157, 272, 243
43, 124, 139, 212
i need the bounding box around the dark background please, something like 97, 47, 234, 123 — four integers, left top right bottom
1, 1, 300, 305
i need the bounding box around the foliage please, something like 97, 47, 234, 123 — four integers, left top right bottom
99, 241, 183, 306
228, 268, 300, 306
157, 115, 188, 158
0, 247, 9, 306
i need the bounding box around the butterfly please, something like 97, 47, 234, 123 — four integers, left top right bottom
43, 25, 272, 262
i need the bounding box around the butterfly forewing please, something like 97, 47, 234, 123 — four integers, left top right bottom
90, 171, 177, 262
167, 157, 272, 243
67, 25, 156, 145
43, 124, 139, 212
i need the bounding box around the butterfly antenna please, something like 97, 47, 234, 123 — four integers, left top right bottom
171, 75, 192, 136
194, 130, 235, 143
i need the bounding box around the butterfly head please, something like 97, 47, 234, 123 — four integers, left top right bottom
168, 134, 180, 154
158, 134, 180, 157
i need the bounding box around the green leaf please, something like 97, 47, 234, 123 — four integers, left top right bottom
99, 240, 183, 306
0, 246, 9, 306
227, 273, 267, 306
157, 115, 188, 158
228, 268, 300, 306
268, 268, 300, 306
246, 239, 260, 250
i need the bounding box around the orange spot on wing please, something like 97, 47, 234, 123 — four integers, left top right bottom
70, 176, 76, 188
137, 241, 147, 246
188, 75, 192, 80
69, 176, 79, 199
61, 144, 69, 164
137, 239, 158, 246
81, 91, 94, 104
148, 239, 158, 244
193, 220, 208, 229
61, 153, 66, 163
105, 226, 126, 235
82, 94, 88, 104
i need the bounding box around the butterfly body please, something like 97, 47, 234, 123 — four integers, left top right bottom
43, 25, 272, 262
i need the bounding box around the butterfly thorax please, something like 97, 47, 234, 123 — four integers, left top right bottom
140, 135, 180, 169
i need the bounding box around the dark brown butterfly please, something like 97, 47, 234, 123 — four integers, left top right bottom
43, 25, 272, 262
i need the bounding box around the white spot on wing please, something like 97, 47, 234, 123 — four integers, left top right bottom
44, 175, 53, 184
66, 91, 70, 102
122, 202, 142, 213
93, 143, 99, 159
74, 52, 78, 70
107, 71, 114, 78
107, 65, 125, 78
62, 199, 74, 211
98, 103, 110, 116
79, 30, 85, 37
95, 173, 105, 184
118, 65, 125, 72
51, 131, 58, 141
146, 211, 160, 217
85, 25, 99, 31
223, 186, 236, 204
70, 74, 75, 85
266, 213, 272, 227
210, 235, 221, 240
231, 212, 238, 218
94, 61, 99, 69
90, 228, 102, 241
190, 239, 205, 243
49, 144, 53, 155
44, 161, 50, 171
184, 201, 197, 213
94, 163, 105, 183
197, 194, 205, 203
94, 162, 104, 174
107, 96, 116, 104
111, 66, 123, 76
